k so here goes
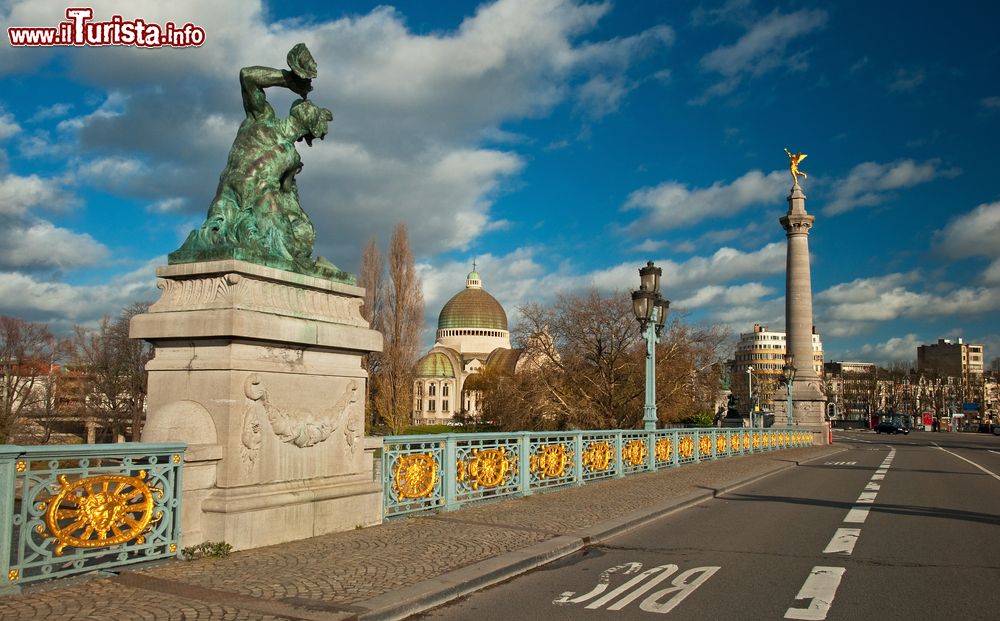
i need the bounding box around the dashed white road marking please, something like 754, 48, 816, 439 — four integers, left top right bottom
823, 529, 861, 555
785, 566, 846, 620
856, 491, 878, 504
871, 474, 884, 480
865, 482, 880, 491
843, 506, 870, 523
988, 449, 1000, 456
933, 443, 1000, 482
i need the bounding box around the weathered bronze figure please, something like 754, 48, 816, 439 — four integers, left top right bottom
169, 44, 351, 282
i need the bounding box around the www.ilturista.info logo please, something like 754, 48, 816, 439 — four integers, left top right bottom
8, 7, 206, 47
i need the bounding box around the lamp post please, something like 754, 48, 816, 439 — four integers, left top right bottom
632, 261, 669, 431
783, 353, 797, 427
746, 365, 754, 428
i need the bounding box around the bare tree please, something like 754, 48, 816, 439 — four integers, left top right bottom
359, 237, 385, 431
513, 290, 645, 429
654, 320, 730, 425
374, 225, 424, 433
73, 303, 152, 442
0, 316, 58, 443
492, 291, 730, 431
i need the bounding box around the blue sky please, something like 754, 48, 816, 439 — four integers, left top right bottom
1, 0, 999, 366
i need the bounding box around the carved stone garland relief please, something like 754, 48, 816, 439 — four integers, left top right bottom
240, 373, 360, 471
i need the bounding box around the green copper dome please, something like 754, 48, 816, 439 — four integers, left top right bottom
438, 288, 508, 330
415, 352, 455, 378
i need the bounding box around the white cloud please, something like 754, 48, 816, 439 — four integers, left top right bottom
0, 110, 21, 140
622, 169, 786, 232
0, 221, 108, 270
935, 201, 1000, 261
887, 67, 925, 93
1, 0, 675, 269
149, 197, 188, 213
823, 159, 959, 216
817, 273, 1000, 322
0, 173, 76, 216
674, 282, 774, 309
694, 8, 827, 104
0, 258, 160, 329
981, 96, 1000, 112
30, 103, 73, 122
855, 334, 922, 365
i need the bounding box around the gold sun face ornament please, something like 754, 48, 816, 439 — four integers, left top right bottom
391, 453, 439, 499
43, 472, 163, 556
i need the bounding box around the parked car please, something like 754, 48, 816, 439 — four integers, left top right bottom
994, 425, 1000, 436
875, 421, 909, 434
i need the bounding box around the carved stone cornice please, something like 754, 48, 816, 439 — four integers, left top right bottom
150, 272, 366, 327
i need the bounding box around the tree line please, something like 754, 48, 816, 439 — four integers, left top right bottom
0, 302, 151, 444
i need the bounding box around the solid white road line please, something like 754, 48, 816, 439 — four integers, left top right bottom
843, 506, 870, 523
823, 529, 861, 555
785, 566, 846, 620
933, 443, 1000, 482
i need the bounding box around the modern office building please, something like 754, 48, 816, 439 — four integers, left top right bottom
730, 323, 824, 415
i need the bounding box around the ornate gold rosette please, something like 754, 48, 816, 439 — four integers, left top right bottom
392, 453, 439, 499
457, 447, 516, 490
699, 435, 712, 457
743, 434, 751, 450
716, 435, 727, 454
582, 441, 613, 471
622, 440, 647, 466
752, 433, 761, 448
730, 434, 740, 452
678, 437, 694, 459
655, 438, 672, 462
42, 472, 162, 556
530, 444, 571, 479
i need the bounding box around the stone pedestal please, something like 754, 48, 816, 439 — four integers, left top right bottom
131, 260, 384, 550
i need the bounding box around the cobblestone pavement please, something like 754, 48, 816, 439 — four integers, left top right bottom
0, 446, 841, 621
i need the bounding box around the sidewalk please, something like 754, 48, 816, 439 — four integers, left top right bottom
0, 444, 843, 621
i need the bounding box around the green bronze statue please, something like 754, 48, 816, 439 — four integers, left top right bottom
169, 44, 353, 283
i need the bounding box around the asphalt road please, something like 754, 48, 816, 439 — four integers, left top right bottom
414, 430, 1000, 620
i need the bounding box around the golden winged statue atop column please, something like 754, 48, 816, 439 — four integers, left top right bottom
784, 148, 808, 186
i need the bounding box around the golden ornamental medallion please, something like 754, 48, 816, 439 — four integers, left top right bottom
655, 438, 672, 463
622, 440, 647, 466
457, 448, 515, 490
678, 437, 694, 459
530, 444, 571, 479
43, 472, 162, 556
581, 441, 612, 472
392, 453, 438, 499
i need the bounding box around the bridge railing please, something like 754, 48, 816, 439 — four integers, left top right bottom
383, 427, 813, 517
1, 442, 185, 592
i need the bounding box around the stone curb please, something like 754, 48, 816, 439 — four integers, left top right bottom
353, 445, 847, 621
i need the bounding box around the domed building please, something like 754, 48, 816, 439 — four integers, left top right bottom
413, 269, 523, 424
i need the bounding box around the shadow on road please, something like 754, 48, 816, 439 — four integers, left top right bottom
711, 488, 1000, 527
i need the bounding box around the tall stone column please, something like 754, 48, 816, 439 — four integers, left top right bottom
776, 177, 827, 428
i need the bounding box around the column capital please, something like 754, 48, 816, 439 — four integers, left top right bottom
780, 212, 814, 235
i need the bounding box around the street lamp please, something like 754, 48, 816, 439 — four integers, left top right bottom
632, 261, 669, 431
783, 353, 797, 427
746, 365, 754, 428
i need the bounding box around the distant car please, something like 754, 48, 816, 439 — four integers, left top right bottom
875, 421, 909, 434
993, 425, 1000, 436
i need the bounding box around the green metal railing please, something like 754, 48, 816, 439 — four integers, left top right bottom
1, 442, 185, 593
383, 427, 814, 517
